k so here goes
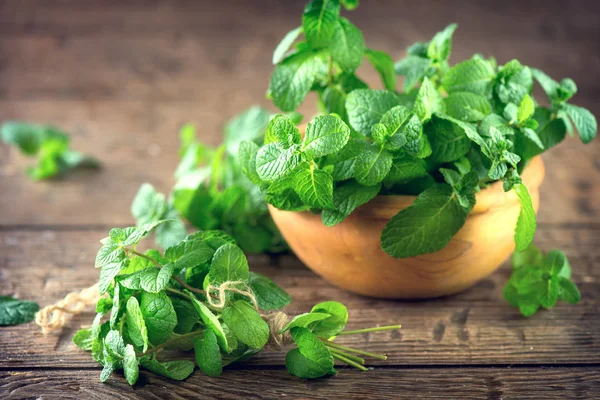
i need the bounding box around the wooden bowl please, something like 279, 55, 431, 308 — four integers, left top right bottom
269, 156, 545, 299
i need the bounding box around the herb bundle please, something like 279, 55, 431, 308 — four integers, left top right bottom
130, 107, 288, 253
1, 122, 99, 180
241, 0, 596, 314
78, 220, 399, 384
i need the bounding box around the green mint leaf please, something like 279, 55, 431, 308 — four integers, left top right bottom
1, 122, 43, 155
73, 328, 93, 351
194, 330, 223, 377
281, 312, 332, 333
248, 272, 292, 311
165, 238, 214, 271
302, 0, 341, 49
427, 23, 457, 62
140, 291, 177, 345
266, 188, 306, 211
346, 89, 399, 136
286, 327, 335, 379
301, 115, 350, 159
531, 68, 559, 103
222, 300, 270, 349
95, 241, 126, 269
543, 250, 570, 277
381, 184, 468, 258
425, 115, 471, 163
109, 283, 123, 328
517, 94, 535, 124
562, 103, 597, 144
264, 114, 301, 147
292, 161, 335, 209
239, 141, 262, 185
321, 180, 380, 226
414, 77, 444, 122
354, 143, 393, 186
340, 0, 358, 10
512, 243, 543, 269
444, 92, 492, 122
172, 297, 198, 334
494, 60, 533, 105
110, 221, 170, 248
330, 138, 365, 181
378, 106, 414, 151
256, 143, 301, 182
394, 55, 432, 92
139, 358, 195, 381
558, 278, 581, 304
273, 26, 303, 65
100, 363, 115, 383
99, 262, 122, 295
442, 57, 495, 96
330, 17, 365, 71
188, 296, 229, 351
209, 243, 250, 285
384, 155, 429, 185
515, 109, 566, 161
125, 297, 149, 352
123, 344, 139, 386
155, 211, 187, 250
435, 114, 490, 155
0, 296, 40, 326
539, 275, 560, 309
365, 49, 396, 91
513, 183, 536, 252
120, 263, 175, 293
322, 86, 347, 118
269, 50, 326, 111
224, 106, 271, 156
309, 301, 348, 337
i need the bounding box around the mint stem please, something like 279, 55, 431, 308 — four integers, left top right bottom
337, 325, 401, 335
331, 352, 368, 371
328, 348, 365, 365
322, 339, 387, 360
137, 330, 203, 358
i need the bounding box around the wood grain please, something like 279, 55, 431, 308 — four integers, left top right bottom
1, 228, 598, 369
1, 367, 599, 400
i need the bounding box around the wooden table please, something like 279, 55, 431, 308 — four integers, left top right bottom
1, 1, 599, 398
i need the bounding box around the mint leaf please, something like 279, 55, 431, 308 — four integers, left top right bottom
222, 300, 270, 349
425, 115, 470, 163
292, 161, 335, 209
309, 301, 348, 337
188, 296, 228, 351
139, 358, 195, 381
264, 114, 301, 147
427, 23, 457, 61
1, 122, 43, 155
302, 115, 350, 159
414, 77, 444, 122
321, 180, 380, 226
394, 55, 432, 92
99, 262, 122, 295
281, 312, 332, 333
354, 143, 393, 186
346, 89, 399, 135
0, 296, 40, 326
256, 143, 301, 182
558, 278, 581, 304
224, 106, 271, 156
513, 183, 536, 252
239, 141, 262, 185
248, 272, 292, 311
341, 0, 358, 10
378, 106, 414, 151
517, 94, 535, 124
123, 344, 139, 386
562, 104, 597, 144
330, 17, 365, 71
209, 244, 250, 285
269, 50, 326, 111
381, 184, 468, 258
384, 155, 429, 185
495, 60, 533, 105
140, 291, 177, 345
365, 49, 396, 91
286, 327, 335, 379
273, 26, 302, 64
125, 297, 149, 352
444, 92, 492, 122
512, 244, 543, 269
302, 0, 340, 49
194, 330, 223, 377
442, 57, 495, 96
73, 328, 93, 351
531, 68, 559, 103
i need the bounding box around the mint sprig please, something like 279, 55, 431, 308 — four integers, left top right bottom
78, 225, 400, 384
1, 122, 99, 180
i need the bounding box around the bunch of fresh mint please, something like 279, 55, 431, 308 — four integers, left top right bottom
243, 0, 595, 315
1, 122, 99, 180
78, 220, 399, 384
130, 107, 288, 253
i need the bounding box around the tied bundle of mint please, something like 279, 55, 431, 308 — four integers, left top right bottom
74, 220, 399, 384
243, 0, 596, 315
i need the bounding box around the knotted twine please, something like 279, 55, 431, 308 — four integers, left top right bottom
35, 281, 293, 349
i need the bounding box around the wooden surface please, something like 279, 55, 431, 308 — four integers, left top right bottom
1, 0, 599, 398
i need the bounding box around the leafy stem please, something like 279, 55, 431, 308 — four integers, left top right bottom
337, 325, 401, 335
321, 339, 388, 360
331, 351, 368, 371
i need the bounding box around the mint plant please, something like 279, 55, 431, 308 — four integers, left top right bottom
1, 122, 99, 180
504, 245, 580, 316
130, 107, 288, 253
78, 220, 399, 384
247, 0, 596, 314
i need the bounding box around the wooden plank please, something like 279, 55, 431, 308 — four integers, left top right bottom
0, 227, 598, 368
1, 367, 599, 399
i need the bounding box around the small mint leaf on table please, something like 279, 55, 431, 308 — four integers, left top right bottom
0, 296, 40, 326
286, 327, 335, 379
